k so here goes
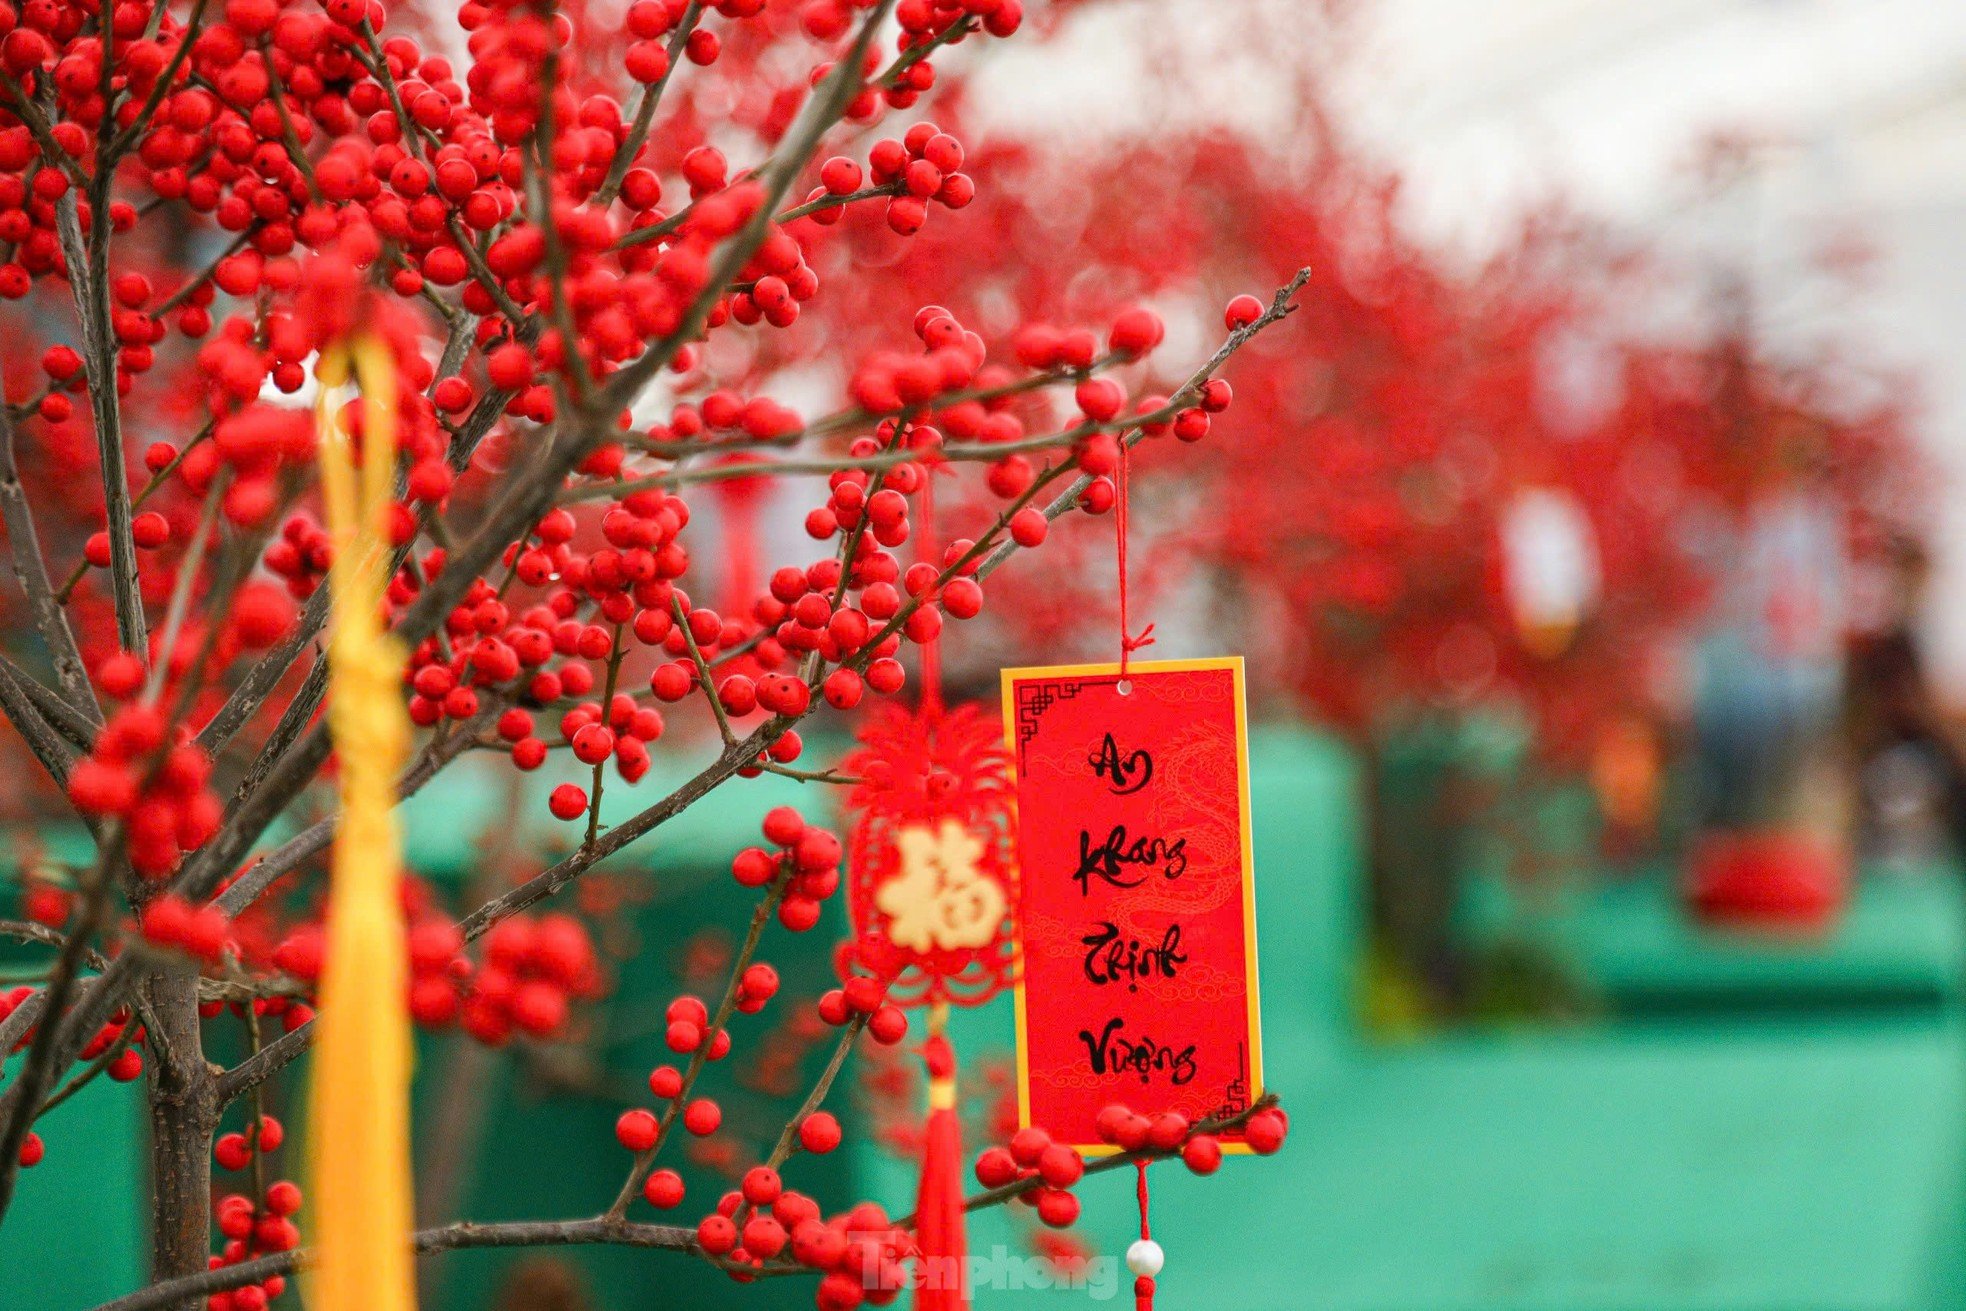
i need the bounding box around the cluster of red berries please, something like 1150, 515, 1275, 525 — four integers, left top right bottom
814, 971, 910, 1046
972, 1125, 1087, 1228
728, 806, 843, 933
846, 120, 975, 238
64, 701, 221, 880
453, 910, 601, 1044
700, 1188, 916, 1309
388, 489, 725, 817
276, 905, 597, 1046
261, 514, 335, 599
67, 1009, 148, 1085
207, 1176, 303, 1311
0, 0, 1012, 437
846, 304, 988, 416
194, 988, 314, 1036
138, 894, 234, 964
1094, 1099, 1288, 1158
752, 552, 900, 712
213, 1113, 285, 1173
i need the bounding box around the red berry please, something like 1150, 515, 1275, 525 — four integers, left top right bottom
743, 1214, 787, 1259
1224, 294, 1264, 329
1244, 1108, 1287, 1154
571, 724, 616, 764
974, 1146, 1019, 1187
665, 1019, 703, 1054
265, 1180, 303, 1215
93, 652, 144, 700
697, 1213, 738, 1256
761, 806, 805, 846
1034, 1188, 1080, 1228
683, 1098, 722, 1136
1146, 1111, 1189, 1152
741, 1166, 782, 1206
616, 1108, 660, 1152
1113, 1113, 1152, 1152
797, 1112, 841, 1155
842, 975, 885, 1014
214, 1132, 252, 1171
643, 1169, 685, 1209
1008, 1126, 1051, 1168
1037, 1143, 1084, 1187
1109, 307, 1164, 357
731, 847, 778, 887
131, 511, 169, 548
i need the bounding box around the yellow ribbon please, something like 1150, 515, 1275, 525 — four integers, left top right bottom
305, 334, 417, 1311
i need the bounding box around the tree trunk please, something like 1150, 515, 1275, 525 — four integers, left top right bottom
143, 961, 215, 1311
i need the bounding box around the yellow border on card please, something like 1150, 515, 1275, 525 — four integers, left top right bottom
1001, 656, 1263, 1156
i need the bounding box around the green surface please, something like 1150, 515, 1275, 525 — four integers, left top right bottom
863, 1020, 1966, 1311
0, 1074, 146, 1307
1559, 871, 1966, 1016
1462, 863, 1966, 1017
1275, 1021, 1966, 1311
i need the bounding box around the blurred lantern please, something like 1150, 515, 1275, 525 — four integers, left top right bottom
1500, 487, 1601, 659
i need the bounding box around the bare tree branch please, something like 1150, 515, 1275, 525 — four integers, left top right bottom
55, 189, 146, 657
86, 1216, 701, 1311
0, 402, 97, 717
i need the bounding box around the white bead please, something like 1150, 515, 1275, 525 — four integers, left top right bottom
1126, 1239, 1164, 1278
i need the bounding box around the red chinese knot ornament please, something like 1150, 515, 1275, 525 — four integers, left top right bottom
840, 701, 1019, 1006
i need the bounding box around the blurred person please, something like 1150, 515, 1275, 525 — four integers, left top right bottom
1845, 539, 1966, 862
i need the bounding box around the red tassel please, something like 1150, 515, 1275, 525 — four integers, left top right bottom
915, 1022, 967, 1310
1135, 1275, 1157, 1311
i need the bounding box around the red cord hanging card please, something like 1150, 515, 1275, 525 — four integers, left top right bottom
840, 699, 1019, 1311
1002, 657, 1262, 1153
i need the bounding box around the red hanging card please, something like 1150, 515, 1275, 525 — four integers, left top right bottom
1002, 657, 1263, 1153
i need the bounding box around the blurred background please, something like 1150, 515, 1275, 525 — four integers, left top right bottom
13, 0, 1966, 1308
